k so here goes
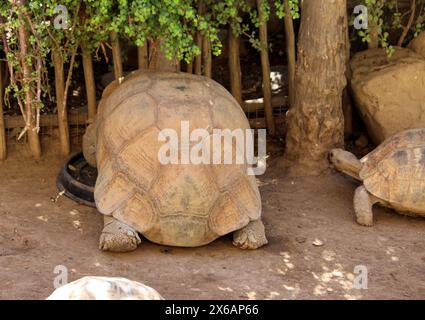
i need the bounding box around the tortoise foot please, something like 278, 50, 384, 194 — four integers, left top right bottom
356, 216, 374, 227
99, 216, 141, 252
233, 219, 268, 250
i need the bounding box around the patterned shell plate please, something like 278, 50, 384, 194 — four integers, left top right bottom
360, 128, 425, 213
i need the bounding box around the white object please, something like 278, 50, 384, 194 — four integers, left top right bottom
47, 276, 163, 300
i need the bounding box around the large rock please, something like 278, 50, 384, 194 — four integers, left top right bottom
408, 31, 425, 58
350, 47, 425, 144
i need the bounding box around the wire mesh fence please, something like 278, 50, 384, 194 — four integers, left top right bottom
3, 107, 88, 155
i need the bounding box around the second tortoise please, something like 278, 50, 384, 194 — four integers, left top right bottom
330, 128, 425, 226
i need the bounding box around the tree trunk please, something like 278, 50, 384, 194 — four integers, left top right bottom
110, 31, 123, 81
228, 26, 243, 105
284, 0, 347, 175
81, 45, 97, 124
137, 42, 149, 70
284, 0, 296, 108
194, 32, 203, 75
26, 129, 41, 158
52, 50, 70, 156
257, 0, 275, 135
202, 35, 212, 78
0, 61, 6, 161
148, 39, 179, 72
343, 7, 353, 135
187, 61, 193, 73
17, 3, 41, 158
194, 1, 205, 75
369, 21, 379, 49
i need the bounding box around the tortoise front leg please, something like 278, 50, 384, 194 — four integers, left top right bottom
82, 121, 97, 168
233, 219, 268, 249
99, 216, 141, 252
353, 185, 378, 226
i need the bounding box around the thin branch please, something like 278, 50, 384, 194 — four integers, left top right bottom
398, 0, 416, 46
62, 44, 78, 117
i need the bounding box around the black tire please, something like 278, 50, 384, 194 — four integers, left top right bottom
56, 152, 96, 208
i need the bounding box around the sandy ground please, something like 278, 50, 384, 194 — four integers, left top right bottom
0, 144, 424, 300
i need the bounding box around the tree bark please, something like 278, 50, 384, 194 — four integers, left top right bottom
228, 26, 243, 105
284, 0, 296, 108
343, 6, 353, 135
194, 0, 205, 75
52, 50, 70, 156
257, 0, 275, 135
17, 2, 41, 158
0, 61, 6, 161
187, 61, 193, 73
137, 41, 149, 70
194, 31, 203, 75
27, 128, 41, 159
202, 35, 212, 78
148, 39, 179, 72
110, 31, 123, 81
81, 45, 97, 124
194, 32, 203, 75
369, 21, 379, 49
284, 0, 347, 175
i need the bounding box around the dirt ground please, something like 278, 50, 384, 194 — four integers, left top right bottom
0, 144, 424, 300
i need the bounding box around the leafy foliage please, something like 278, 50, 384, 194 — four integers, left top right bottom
0, 0, 268, 122
353, 0, 425, 55
275, 0, 300, 20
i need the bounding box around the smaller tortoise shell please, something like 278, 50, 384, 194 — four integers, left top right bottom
360, 128, 425, 213
47, 276, 163, 300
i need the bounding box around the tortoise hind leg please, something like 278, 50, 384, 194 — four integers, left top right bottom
99, 216, 141, 252
354, 185, 379, 226
233, 219, 268, 250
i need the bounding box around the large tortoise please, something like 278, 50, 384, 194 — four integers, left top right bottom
330, 128, 425, 226
83, 71, 267, 252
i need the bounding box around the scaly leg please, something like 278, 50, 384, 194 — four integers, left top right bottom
354, 185, 378, 226
99, 216, 141, 252
82, 122, 97, 167
233, 219, 268, 249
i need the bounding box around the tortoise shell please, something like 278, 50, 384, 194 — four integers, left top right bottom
94, 71, 261, 247
47, 276, 163, 300
360, 128, 425, 213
